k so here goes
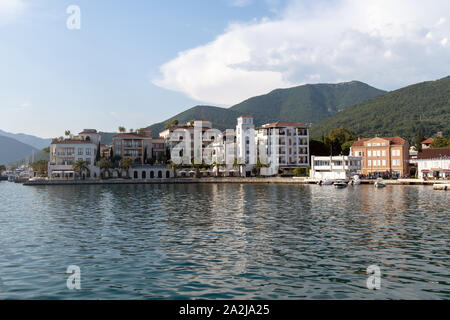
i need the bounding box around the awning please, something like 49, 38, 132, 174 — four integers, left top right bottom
444, 169, 450, 173
431, 168, 441, 172
421, 170, 430, 173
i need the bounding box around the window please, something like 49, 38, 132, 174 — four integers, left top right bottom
368, 160, 372, 166
377, 150, 381, 157
382, 160, 386, 166
368, 150, 372, 157
78, 148, 83, 155
382, 150, 386, 157
86, 148, 91, 155
86, 158, 91, 165
368, 143, 371, 146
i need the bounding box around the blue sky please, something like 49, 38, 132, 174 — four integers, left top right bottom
1, 0, 449, 138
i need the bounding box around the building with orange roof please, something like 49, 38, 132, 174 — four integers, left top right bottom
350, 136, 410, 177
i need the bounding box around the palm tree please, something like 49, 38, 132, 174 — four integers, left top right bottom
72, 160, 89, 179
98, 158, 112, 179
64, 130, 71, 138
167, 161, 180, 178
118, 126, 126, 133
119, 157, 133, 178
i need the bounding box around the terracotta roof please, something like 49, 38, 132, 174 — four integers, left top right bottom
421, 138, 434, 144
351, 138, 370, 146
261, 121, 306, 128
351, 137, 407, 147
239, 115, 253, 118
52, 140, 94, 145
417, 148, 450, 160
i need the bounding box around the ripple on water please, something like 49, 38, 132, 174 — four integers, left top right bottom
0, 182, 448, 299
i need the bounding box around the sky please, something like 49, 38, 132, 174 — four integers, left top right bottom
0, 0, 449, 138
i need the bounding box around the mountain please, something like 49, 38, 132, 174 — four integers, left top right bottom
230, 81, 386, 127
311, 76, 450, 141
0, 130, 51, 150
0, 135, 40, 165
8, 149, 50, 167
146, 81, 386, 136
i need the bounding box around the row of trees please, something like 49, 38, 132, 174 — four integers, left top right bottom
312, 127, 358, 157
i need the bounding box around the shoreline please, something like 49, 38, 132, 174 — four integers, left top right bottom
21, 177, 450, 186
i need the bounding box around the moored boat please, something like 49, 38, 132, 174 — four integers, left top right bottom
374, 180, 386, 188
334, 181, 348, 188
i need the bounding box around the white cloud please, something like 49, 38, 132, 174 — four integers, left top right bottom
0, 0, 26, 25
154, 0, 450, 106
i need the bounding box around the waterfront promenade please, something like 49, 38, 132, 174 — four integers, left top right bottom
22, 177, 449, 186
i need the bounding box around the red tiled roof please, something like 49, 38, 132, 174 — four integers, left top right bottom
421, 138, 434, 144
239, 115, 253, 118
351, 137, 407, 147
261, 121, 306, 128
351, 138, 370, 146
417, 148, 450, 160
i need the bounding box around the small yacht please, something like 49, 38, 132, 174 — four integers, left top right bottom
334, 181, 348, 188
374, 180, 386, 188
318, 180, 334, 186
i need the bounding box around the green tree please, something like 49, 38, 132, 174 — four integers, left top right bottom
165, 119, 179, 129
0, 165, 7, 174
415, 130, 425, 152
95, 142, 101, 164
30, 160, 49, 177
64, 130, 71, 138
430, 136, 450, 148
118, 126, 126, 133
120, 157, 133, 178
72, 160, 89, 179
42, 147, 50, 154
98, 158, 112, 179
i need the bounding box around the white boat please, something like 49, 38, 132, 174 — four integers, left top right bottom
374, 180, 386, 188
318, 180, 334, 185
334, 181, 348, 188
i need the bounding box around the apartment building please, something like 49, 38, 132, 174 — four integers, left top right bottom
160, 119, 214, 164
113, 128, 165, 164
310, 156, 362, 180
411, 148, 450, 180
350, 137, 410, 177
236, 115, 256, 176
48, 129, 101, 179
257, 121, 310, 174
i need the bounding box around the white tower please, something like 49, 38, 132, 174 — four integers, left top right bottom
236, 115, 256, 176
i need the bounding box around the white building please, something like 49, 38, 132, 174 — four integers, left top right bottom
236, 115, 256, 176
48, 130, 101, 179
257, 121, 310, 175
310, 155, 362, 180
411, 148, 450, 180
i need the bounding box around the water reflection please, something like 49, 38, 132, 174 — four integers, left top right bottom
0, 182, 448, 299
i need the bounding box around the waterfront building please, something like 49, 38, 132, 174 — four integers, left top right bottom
113, 128, 165, 164
411, 148, 450, 180
236, 115, 256, 176
256, 121, 310, 175
160, 119, 214, 164
48, 129, 101, 179
309, 155, 362, 180
350, 137, 410, 177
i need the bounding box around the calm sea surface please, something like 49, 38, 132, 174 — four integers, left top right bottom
0, 181, 448, 299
